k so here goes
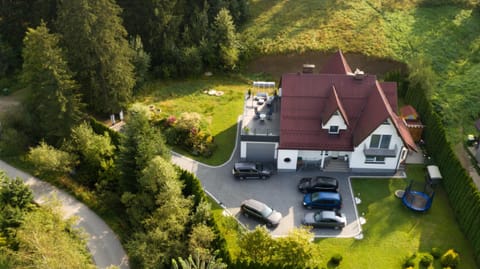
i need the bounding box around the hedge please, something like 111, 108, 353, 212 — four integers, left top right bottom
402, 68, 480, 267
88, 117, 122, 146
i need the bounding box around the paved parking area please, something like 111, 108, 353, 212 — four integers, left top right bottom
172, 155, 362, 238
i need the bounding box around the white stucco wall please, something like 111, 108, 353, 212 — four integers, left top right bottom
240, 141, 247, 159
322, 112, 347, 132
298, 150, 323, 161
277, 149, 298, 171
350, 120, 404, 170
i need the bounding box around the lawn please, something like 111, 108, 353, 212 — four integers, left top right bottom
135, 74, 274, 165
309, 164, 477, 268
242, 0, 480, 143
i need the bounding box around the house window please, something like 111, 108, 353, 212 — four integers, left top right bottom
329, 125, 339, 134
369, 135, 391, 149
284, 157, 291, 163
365, 156, 385, 164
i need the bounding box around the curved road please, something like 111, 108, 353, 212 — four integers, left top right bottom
0, 160, 129, 269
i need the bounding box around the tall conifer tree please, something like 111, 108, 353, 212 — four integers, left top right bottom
57, 0, 135, 114
21, 22, 83, 144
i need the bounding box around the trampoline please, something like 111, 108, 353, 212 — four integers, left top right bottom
401, 180, 435, 212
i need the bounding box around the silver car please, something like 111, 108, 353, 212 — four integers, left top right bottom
302, 210, 346, 229
240, 199, 282, 228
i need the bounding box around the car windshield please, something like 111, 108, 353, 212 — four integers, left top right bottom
314, 212, 323, 222
260, 206, 273, 217
311, 192, 321, 201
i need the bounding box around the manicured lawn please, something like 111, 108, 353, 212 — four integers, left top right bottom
309, 164, 477, 268
135, 75, 273, 165
243, 1, 480, 143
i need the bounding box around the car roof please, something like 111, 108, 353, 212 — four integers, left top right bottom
312, 191, 341, 199
312, 176, 337, 184
235, 162, 256, 169
320, 210, 340, 219
242, 199, 269, 211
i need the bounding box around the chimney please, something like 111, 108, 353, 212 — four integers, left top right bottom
353, 68, 365, 80
302, 64, 315, 74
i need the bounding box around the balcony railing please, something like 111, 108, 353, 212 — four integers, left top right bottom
363, 144, 398, 157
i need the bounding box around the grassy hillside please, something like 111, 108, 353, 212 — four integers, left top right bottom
242, 0, 480, 141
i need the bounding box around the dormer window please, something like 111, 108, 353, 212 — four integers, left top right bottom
329, 125, 339, 134
333, 110, 339, 115
382, 119, 390, 125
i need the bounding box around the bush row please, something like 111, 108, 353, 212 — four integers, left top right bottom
402, 66, 480, 267
88, 117, 122, 146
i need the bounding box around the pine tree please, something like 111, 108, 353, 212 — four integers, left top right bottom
57, 0, 135, 114
212, 8, 239, 70
21, 22, 83, 144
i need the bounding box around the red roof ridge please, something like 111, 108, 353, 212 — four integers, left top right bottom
321, 85, 350, 126
375, 81, 418, 152
320, 49, 352, 75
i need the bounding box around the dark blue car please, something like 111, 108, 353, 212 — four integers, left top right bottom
303, 191, 342, 210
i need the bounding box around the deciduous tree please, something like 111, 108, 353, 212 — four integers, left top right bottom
27, 141, 76, 178
11, 203, 95, 269
64, 122, 115, 188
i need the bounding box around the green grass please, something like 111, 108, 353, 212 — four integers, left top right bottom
242, 1, 480, 143
135, 75, 274, 165
307, 164, 477, 268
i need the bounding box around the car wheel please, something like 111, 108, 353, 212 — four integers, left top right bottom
239, 176, 245, 180
334, 226, 340, 230
261, 175, 267, 180
306, 206, 312, 209
266, 222, 273, 228
243, 212, 249, 218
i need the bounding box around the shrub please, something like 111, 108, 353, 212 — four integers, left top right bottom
403, 254, 416, 268
440, 249, 460, 268
420, 253, 434, 267
329, 254, 343, 266
431, 247, 442, 259
27, 141, 76, 178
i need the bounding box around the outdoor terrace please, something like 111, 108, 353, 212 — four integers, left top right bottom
240, 93, 280, 140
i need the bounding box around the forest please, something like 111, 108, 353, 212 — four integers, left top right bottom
0, 0, 249, 268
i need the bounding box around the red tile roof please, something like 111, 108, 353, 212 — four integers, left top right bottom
320, 49, 352, 74
279, 50, 417, 152
321, 85, 350, 126
400, 105, 419, 120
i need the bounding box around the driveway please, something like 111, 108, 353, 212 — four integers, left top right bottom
0, 160, 129, 269
172, 123, 363, 238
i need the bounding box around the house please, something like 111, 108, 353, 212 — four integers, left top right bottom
240, 50, 417, 173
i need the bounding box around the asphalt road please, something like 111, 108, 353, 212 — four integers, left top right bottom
0, 160, 129, 269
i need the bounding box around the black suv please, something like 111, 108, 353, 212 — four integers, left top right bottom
232, 162, 272, 180
240, 199, 282, 227
297, 176, 339, 193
